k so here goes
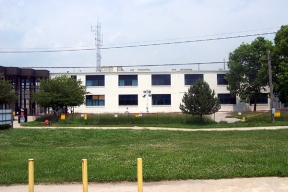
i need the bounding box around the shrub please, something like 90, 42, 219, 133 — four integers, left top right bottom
0, 124, 11, 130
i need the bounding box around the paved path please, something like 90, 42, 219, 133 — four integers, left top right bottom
1, 177, 288, 192
13, 122, 288, 132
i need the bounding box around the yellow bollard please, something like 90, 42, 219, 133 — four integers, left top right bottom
60, 114, 66, 120
242, 116, 246, 121
84, 114, 87, 120
137, 158, 143, 192
82, 159, 88, 192
28, 159, 34, 192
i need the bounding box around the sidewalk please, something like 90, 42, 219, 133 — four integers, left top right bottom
13, 120, 288, 132
1, 177, 287, 192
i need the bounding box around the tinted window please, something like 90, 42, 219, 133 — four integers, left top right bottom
119, 95, 138, 105
217, 74, 228, 85
152, 94, 171, 105
185, 74, 203, 85
86, 75, 105, 86
119, 75, 138, 86
218, 94, 236, 104
152, 74, 171, 85
250, 94, 268, 104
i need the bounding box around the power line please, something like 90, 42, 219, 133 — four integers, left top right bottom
104, 27, 279, 46
0, 32, 276, 54
21, 57, 279, 70
0, 27, 277, 49
101, 32, 276, 50
23, 62, 223, 69
18, 59, 273, 69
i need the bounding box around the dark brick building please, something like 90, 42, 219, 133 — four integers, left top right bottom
0, 66, 49, 115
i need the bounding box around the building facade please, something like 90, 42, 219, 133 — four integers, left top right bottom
51, 68, 277, 114
0, 66, 50, 115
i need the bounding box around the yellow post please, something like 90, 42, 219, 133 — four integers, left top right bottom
84, 114, 87, 120
28, 159, 34, 192
82, 159, 88, 192
242, 116, 246, 121
137, 158, 143, 192
60, 114, 66, 120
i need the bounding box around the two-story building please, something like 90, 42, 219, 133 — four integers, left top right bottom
50, 67, 276, 114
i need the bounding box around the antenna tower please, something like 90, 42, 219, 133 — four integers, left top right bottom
91, 19, 103, 71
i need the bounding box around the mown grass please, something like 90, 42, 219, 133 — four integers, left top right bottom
22, 111, 288, 128
1, 128, 288, 185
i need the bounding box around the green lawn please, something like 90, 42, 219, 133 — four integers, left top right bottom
1, 128, 288, 185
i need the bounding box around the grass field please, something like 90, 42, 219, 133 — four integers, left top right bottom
1, 128, 288, 185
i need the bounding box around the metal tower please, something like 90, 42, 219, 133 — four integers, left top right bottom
91, 19, 103, 71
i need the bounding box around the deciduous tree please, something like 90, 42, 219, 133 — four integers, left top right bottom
225, 37, 273, 111
0, 73, 18, 106
32, 75, 87, 114
179, 79, 220, 121
273, 25, 288, 106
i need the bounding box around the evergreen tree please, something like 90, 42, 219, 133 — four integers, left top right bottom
179, 79, 221, 121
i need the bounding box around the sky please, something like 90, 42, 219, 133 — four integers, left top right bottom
0, 0, 287, 73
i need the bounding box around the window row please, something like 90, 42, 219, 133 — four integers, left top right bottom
86, 93, 268, 106
218, 93, 268, 104
85, 74, 229, 86
86, 94, 171, 106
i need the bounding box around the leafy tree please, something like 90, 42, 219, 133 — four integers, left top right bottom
225, 37, 274, 111
32, 75, 87, 114
273, 25, 288, 106
179, 79, 220, 121
0, 73, 18, 106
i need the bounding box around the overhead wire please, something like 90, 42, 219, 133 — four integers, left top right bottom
25, 61, 224, 69
103, 27, 279, 46
0, 32, 276, 54
22, 59, 275, 69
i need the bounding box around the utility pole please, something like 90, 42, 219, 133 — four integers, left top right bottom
268, 50, 275, 123
91, 19, 103, 72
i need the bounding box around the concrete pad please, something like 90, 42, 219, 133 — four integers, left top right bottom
1, 177, 287, 192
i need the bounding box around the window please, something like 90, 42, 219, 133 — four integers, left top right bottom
218, 94, 236, 104
86, 95, 105, 106
250, 93, 268, 104
152, 74, 171, 85
35, 79, 40, 87
185, 74, 203, 85
152, 94, 171, 105
86, 75, 104, 86
119, 75, 138, 86
71, 75, 77, 80
217, 74, 228, 85
119, 95, 138, 105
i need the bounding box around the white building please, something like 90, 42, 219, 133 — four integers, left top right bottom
50, 67, 275, 114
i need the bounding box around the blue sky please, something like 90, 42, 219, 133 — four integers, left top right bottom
0, 0, 287, 72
